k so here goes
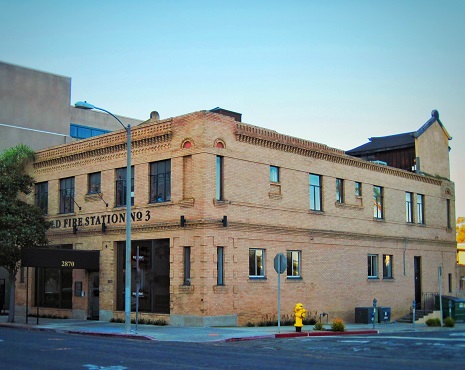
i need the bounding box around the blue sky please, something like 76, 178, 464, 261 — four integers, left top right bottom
1, 0, 464, 217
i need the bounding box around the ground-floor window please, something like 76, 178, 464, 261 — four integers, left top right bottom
368, 254, 378, 278
286, 250, 301, 277
37, 268, 72, 309
249, 248, 265, 278
116, 239, 170, 314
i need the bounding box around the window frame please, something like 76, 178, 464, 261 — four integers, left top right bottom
216, 156, 224, 201
115, 166, 134, 207
249, 248, 265, 278
383, 254, 393, 279
417, 194, 425, 225
309, 174, 323, 211
336, 178, 344, 204
183, 246, 191, 286
406, 192, 414, 223
149, 159, 171, 203
286, 250, 301, 278
368, 254, 379, 279
270, 165, 280, 183
217, 247, 224, 286
373, 186, 384, 219
88, 172, 101, 194
59, 177, 75, 214
35, 181, 48, 215
355, 181, 362, 197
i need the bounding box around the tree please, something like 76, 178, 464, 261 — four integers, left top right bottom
457, 217, 465, 243
0, 144, 50, 322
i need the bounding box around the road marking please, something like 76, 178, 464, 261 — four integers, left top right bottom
355, 336, 465, 342
339, 340, 370, 343
83, 365, 128, 370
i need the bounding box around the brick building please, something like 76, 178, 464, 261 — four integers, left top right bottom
16, 108, 456, 326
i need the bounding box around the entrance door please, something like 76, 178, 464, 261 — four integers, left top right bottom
414, 256, 421, 309
88, 272, 99, 320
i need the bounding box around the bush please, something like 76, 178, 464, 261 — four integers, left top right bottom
313, 321, 324, 331
444, 317, 455, 327
331, 318, 345, 332
425, 318, 441, 327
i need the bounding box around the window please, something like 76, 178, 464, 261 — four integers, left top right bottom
183, 247, 191, 286
373, 186, 384, 219
368, 254, 378, 278
216, 156, 224, 201
59, 177, 75, 214
70, 123, 110, 139
406, 192, 413, 223
37, 268, 72, 309
217, 247, 224, 286
383, 255, 393, 279
417, 194, 425, 224
355, 182, 362, 197
88, 172, 101, 194
35, 181, 48, 214
309, 174, 322, 211
287, 251, 301, 278
115, 166, 134, 207
448, 273, 452, 293
270, 166, 280, 183
336, 178, 344, 204
149, 160, 171, 203
446, 199, 451, 229
249, 248, 265, 278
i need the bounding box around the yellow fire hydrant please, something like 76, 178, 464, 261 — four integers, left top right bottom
294, 303, 307, 332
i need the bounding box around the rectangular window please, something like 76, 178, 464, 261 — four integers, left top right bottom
446, 199, 451, 229
115, 166, 134, 207
286, 251, 301, 278
373, 186, 384, 219
270, 166, 280, 183
406, 192, 413, 223
448, 273, 452, 293
368, 254, 378, 278
88, 172, 101, 194
37, 267, 72, 309
216, 156, 224, 201
149, 159, 171, 203
355, 181, 362, 197
59, 177, 75, 214
217, 247, 224, 286
417, 194, 425, 224
383, 254, 393, 279
310, 174, 322, 211
70, 123, 110, 139
35, 181, 48, 215
336, 178, 344, 204
249, 248, 265, 278
183, 247, 191, 286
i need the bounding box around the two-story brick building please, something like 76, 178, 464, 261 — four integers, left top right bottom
16, 108, 456, 326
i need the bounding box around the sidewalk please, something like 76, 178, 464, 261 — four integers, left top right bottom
1, 314, 463, 342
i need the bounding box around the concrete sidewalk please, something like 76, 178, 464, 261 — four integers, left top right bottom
1, 315, 463, 342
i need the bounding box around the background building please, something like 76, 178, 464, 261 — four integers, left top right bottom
15, 108, 456, 326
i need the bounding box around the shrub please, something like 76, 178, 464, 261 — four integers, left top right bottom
444, 317, 455, 328
245, 322, 256, 327
331, 318, 345, 332
313, 321, 324, 331
425, 318, 441, 327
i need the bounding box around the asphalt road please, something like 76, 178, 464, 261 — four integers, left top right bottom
1, 327, 464, 369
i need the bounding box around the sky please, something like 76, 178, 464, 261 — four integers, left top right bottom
1, 0, 464, 217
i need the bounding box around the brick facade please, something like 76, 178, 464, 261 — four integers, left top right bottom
16, 110, 456, 326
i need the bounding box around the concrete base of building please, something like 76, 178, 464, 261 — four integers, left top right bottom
71, 309, 86, 320
99, 310, 114, 322
170, 314, 238, 327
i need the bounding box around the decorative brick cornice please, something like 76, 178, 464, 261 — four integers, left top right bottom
34, 122, 172, 169
235, 123, 442, 185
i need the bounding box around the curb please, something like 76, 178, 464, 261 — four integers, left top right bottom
275, 330, 379, 338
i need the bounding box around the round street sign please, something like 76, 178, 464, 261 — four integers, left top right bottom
274, 253, 287, 274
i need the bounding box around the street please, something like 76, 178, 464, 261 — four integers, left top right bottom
1, 327, 464, 369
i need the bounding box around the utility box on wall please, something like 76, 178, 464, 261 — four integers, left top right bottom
355, 307, 378, 324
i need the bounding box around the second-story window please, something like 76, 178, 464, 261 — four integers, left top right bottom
216, 156, 224, 201
336, 178, 344, 204
35, 181, 48, 215
88, 172, 101, 194
59, 177, 75, 214
373, 186, 384, 219
115, 166, 134, 207
270, 166, 280, 183
406, 192, 414, 223
310, 174, 322, 211
150, 159, 171, 203
417, 194, 425, 225
355, 181, 362, 197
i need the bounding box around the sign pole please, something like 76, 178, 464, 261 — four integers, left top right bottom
278, 260, 281, 333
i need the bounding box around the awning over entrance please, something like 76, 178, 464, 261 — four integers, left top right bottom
21, 248, 99, 270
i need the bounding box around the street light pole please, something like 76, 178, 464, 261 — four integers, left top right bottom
74, 101, 132, 333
